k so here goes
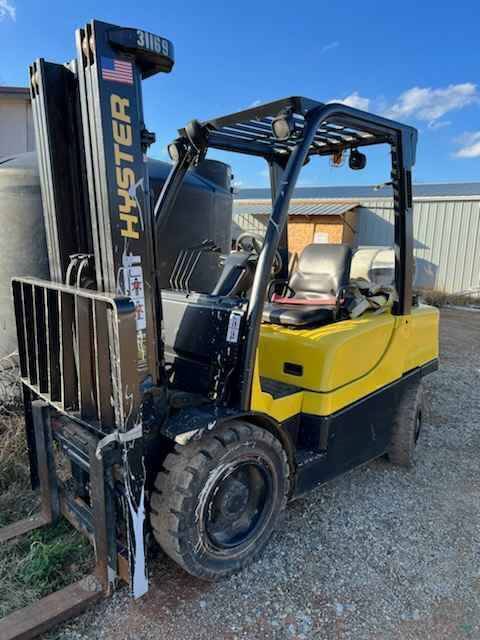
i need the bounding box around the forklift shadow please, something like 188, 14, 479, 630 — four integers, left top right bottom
139, 550, 214, 612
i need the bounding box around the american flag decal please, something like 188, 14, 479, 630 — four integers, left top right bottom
101, 57, 134, 85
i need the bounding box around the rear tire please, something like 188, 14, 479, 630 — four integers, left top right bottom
150, 421, 290, 579
388, 380, 424, 467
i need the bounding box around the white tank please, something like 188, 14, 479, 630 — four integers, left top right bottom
351, 245, 416, 288
0, 153, 49, 358
351, 246, 396, 287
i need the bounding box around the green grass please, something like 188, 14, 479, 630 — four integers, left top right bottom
0, 520, 93, 617
0, 414, 93, 618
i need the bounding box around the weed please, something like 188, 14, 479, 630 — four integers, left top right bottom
0, 414, 93, 617
418, 289, 480, 308
0, 519, 93, 617
17, 520, 92, 594
0, 414, 29, 493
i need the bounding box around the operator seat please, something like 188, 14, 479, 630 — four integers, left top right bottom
262, 243, 353, 327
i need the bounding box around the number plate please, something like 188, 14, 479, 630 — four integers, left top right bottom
108, 27, 174, 72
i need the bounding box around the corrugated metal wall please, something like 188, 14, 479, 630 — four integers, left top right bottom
234, 197, 480, 294
0, 94, 35, 157
356, 198, 480, 293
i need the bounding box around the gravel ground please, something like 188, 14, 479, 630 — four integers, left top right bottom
54, 308, 480, 640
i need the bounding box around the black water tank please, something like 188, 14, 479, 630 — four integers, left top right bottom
148, 158, 233, 293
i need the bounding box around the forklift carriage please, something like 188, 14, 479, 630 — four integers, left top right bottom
0, 18, 439, 640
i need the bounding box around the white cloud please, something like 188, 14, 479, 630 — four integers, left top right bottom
331, 91, 370, 111
321, 41, 340, 54
428, 120, 451, 130
384, 83, 478, 125
0, 0, 15, 21
249, 99, 261, 108
330, 83, 478, 129
454, 132, 480, 158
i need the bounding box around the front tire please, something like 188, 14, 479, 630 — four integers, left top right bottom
388, 380, 424, 467
150, 421, 290, 579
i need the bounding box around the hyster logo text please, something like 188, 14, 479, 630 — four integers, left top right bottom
111, 94, 139, 240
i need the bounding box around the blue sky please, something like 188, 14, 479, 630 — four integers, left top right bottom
1, 0, 479, 189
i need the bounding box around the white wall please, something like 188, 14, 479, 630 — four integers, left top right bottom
0, 94, 35, 157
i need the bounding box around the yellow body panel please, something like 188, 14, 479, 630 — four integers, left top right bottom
252, 305, 439, 418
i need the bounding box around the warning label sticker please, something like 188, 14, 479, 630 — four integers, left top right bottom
226, 312, 242, 344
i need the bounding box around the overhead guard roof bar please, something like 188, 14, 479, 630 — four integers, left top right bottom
178, 96, 416, 165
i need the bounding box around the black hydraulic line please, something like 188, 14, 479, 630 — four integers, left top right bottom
391, 138, 414, 316
152, 147, 196, 363
153, 147, 196, 231
268, 157, 289, 282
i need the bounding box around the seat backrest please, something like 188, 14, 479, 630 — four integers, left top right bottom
289, 243, 353, 297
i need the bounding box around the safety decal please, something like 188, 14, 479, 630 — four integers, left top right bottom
226, 311, 242, 343
101, 57, 133, 85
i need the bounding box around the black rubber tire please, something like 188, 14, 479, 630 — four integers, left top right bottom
150, 421, 290, 579
388, 380, 424, 467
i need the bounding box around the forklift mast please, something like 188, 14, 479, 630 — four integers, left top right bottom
31, 20, 174, 380
14, 20, 174, 599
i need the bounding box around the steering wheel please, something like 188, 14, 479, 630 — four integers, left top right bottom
235, 232, 283, 275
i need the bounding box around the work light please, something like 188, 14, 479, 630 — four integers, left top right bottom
271, 112, 296, 140
168, 138, 186, 163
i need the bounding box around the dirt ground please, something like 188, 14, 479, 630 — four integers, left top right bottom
44, 308, 480, 638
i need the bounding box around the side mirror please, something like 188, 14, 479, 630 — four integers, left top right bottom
349, 148, 367, 170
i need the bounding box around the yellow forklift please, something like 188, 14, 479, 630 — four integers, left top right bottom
0, 18, 438, 639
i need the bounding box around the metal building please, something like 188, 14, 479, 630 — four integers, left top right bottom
0, 86, 35, 157
234, 183, 480, 294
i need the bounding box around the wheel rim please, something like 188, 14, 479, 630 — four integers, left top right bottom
414, 409, 422, 444
203, 460, 273, 550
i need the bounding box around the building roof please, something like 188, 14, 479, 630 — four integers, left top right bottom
234, 200, 359, 217
0, 86, 30, 100
237, 182, 480, 200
